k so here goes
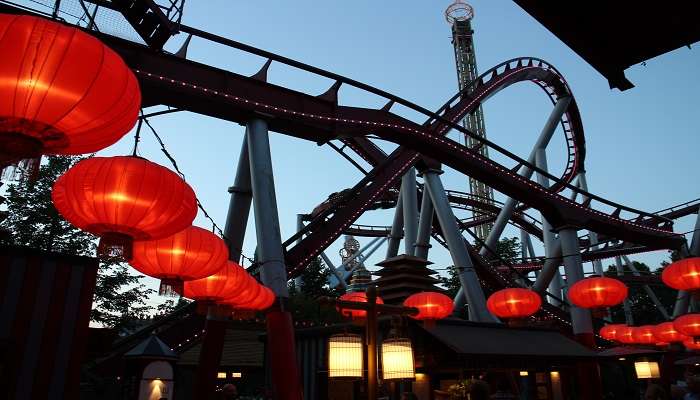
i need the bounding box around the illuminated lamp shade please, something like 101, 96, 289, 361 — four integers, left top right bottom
183, 263, 235, 304
599, 324, 627, 342
130, 226, 229, 295
674, 314, 700, 339
52, 156, 197, 259
403, 292, 453, 324
486, 288, 541, 319
616, 326, 637, 344
662, 258, 700, 291
381, 338, 415, 380
634, 361, 661, 379
217, 261, 250, 299
632, 325, 657, 345
653, 322, 687, 343
683, 338, 700, 351
220, 276, 261, 309
338, 291, 384, 320
0, 14, 140, 167
328, 333, 363, 378
567, 276, 628, 309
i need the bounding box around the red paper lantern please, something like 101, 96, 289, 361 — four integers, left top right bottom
237, 286, 276, 311
653, 322, 687, 343
338, 291, 384, 319
567, 277, 628, 309
662, 258, 700, 291
403, 291, 453, 321
674, 314, 700, 338
183, 263, 235, 303
0, 14, 140, 167
217, 261, 250, 299
130, 226, 228, 295
220, 275, 260, 308
599, 324, 627, 342
616, 326, 636, 344
632, 325, 657, 345
52, 156, 197, 258
486, 288, 541, 319
684, 338, 700, 351
655, 342, 669, 348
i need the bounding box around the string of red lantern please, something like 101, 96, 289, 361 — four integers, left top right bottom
403, 291, 454, 321
662, 258, 700, 291
567, 276, 628, 309
337, 291, 385, 320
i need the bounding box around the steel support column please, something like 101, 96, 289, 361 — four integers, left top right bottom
424, 170, 494, 322
535, 148, 563, 305
415, 188, 434, 260
223, 135, 252, 263
691, 211, 700, 257
479, 96, 572, 257
559, 228, 594, 346
675, 212, 700, 316
532, 242, 562, 293
386, 196, 404, 259
577, 172, 604, 275
401, 167, 419, 256
320, 252, 347, 290
614, 256, 634, 325
622, 255, 670, 320
246, 118, 302, 400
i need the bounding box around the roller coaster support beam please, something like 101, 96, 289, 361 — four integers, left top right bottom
622, 255, 670, 319
247, 118, 303, 400
320, 252, 347, 290
559, 228, 594, 346
386, 196, 404, 259
415, 186, 434, 260
402, 167, 419, 256
614, 256, 634, 325
224, 135, 252, 263
424, 169, 495, 322
690, 210, 700, 257
294, 214, 305, 287
519, 229, 531, 283
577, 172, 604, 275
532, 242, 562, 293
338, 237, 385, 281
536, 148, 564, 306
673, 211, 700, 316
479, 96, 572, 258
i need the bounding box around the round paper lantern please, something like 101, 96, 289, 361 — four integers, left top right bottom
0, 14, 140, 167
338, 291, 384, 319
52, 156, 197, 258
662, 258, 700, 291
653, 322, 687, 343
632, 325, 657, 345
403, 292, 453, 321
220, 276, 260, 308
486, 288, 541, 319
674, 314, 700, 339
684, 338, 700, 351
599, 324, 627, 342
655, 342, 669, 348
217, 261, 251, 299
616, 326, 636, 344
183, 263, 235, 303
567, 277, 628, 309
130, 226, 228, 295
237, 286, 275, 311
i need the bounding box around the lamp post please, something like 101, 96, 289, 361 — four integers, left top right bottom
323, 285, 419, 400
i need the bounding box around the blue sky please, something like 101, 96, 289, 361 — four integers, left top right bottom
22, 1, 700, 307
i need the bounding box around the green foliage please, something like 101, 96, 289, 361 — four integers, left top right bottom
288, 257, 343, 323
0, 156, 155, 329
494, 236, 521, 264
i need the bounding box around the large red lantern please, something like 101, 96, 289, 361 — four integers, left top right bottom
674, 314, 700, 339
486, 288, 541, 319
662, 258, 700, 291
403, 291, 454, 322
217, 261, 251, 299
237, 286, 276, 311
567, 277, 628, 309
616, 326, 636, 344
684, 339, 700, 351
599, 324, 627, 342
130, 226, 228, 295
632, 325, 657, 345
52, 156, 197, 258
653, 322, 687, 343
220, 275, 260, 308
338, 291, 384, 319
0, 14, 140, 167
183, 263, 236, 303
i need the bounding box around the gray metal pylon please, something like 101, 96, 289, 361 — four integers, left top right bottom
614, 256, 634, 325
224, 135, 252, 263
559, 228, 594, 341
386, 195, 404, 259
401, 167, 419, 256
415, 183, 434, 260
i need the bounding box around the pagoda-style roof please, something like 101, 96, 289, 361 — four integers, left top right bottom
374, 254, 443, 304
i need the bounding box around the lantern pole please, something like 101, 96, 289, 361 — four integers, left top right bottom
366, 285, 378, 400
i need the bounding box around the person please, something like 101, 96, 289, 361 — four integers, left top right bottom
401, 393, 418, 400
645, 383, 669, 400
221, 383, 239, 400
471, 379, 490, 400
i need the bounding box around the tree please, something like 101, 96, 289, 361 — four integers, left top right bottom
287, 257, 343, 323
0, 156, 155, 330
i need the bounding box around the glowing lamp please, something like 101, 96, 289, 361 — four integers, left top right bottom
567, 276, 628, 309
653, 322, 686, 343
381, 338, 415, 380
183, 263, 236, 303
130, 226, 228, 295
52, 156, 197, 259
403, 291, 453, 322
662, 258, 700, 291
338, 291, 384, 319
634, 361, 660, 379
600, 324, 627, 342
674, 314, 700, 339
486, 288, 541, 319
0, 14, 140, 167
519, 371, 529, 377
632, 325, 657, 345
328, 333, 363, 378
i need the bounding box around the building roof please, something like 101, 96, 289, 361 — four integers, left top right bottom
513, 1, 700, 90
597, 346, 662, 358
178, 328, 264, 367
421, 320, 596, 358
124, 335, 178, 360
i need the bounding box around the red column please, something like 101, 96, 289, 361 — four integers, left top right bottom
266, 310, 303, 400
194, 316, 228, 399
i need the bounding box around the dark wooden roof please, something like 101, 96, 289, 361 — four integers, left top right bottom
514, 1, 700, 90
124, 335, 178, 360
178, 328, 264, 367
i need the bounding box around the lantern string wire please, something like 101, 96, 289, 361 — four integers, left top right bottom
141, 116, 257, 266
131, 112, 144, 157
